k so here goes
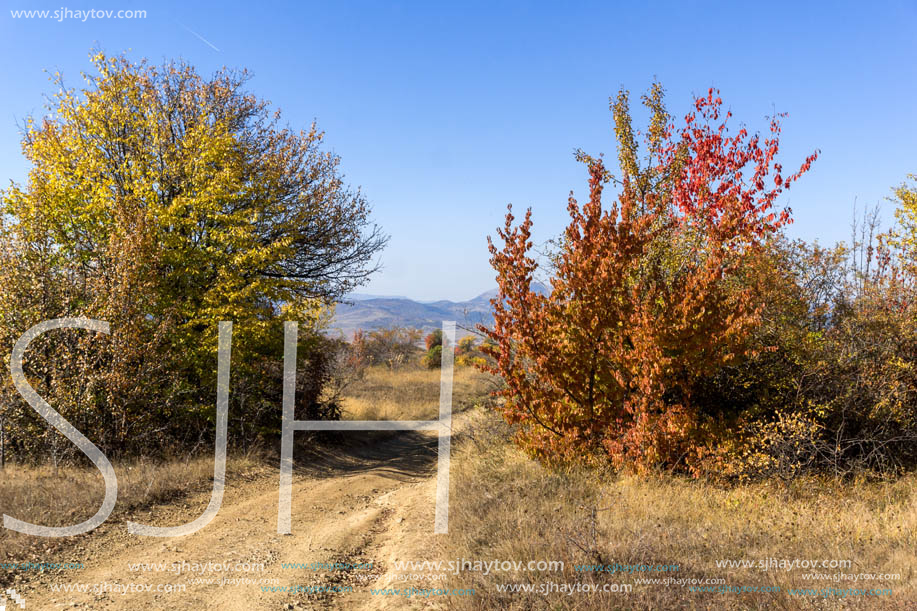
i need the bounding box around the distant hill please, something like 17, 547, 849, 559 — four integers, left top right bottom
344, 292, 412, 301
328, 283, 548, 339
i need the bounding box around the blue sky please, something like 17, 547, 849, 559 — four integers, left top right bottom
1, 1, 915, 301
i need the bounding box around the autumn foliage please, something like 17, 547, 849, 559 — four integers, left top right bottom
480, 86, 818, 474
0, 53, 385, 460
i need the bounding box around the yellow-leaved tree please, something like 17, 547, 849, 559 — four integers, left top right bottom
888, 175, 917, 273
0, 52, 386, 460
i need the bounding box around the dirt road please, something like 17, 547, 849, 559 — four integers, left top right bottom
12, 427, 453, 610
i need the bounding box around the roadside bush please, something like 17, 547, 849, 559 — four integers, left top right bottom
697, 225, 917, 479
455, 336, 489, 368
0, 53, 385, 462
480, 84, 816, 474
481, 83, 917, 480
422, 344, 443, 369
425, 329, 443, 351
421, 329, 444, 369
350, 326, 422, 371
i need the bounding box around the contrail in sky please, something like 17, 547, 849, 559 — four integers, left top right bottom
177, 21, 220, 52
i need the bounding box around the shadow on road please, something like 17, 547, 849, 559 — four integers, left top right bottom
292, 429, 444, 482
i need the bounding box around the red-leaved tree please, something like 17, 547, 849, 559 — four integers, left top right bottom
480, 86, 817, 474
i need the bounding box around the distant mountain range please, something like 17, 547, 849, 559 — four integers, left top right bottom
328, 284, 547, 339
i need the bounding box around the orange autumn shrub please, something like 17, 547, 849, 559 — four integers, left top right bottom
479, 85, 817, 475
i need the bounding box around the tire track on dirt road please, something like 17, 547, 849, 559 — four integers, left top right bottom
14, 422, 460, 610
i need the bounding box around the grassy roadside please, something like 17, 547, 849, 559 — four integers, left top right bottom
5, 362, 915, 610
441, 409, 917, 610
340, 364, 497, 421
0, 362, 491, 581
338, 363, 917, 608
0, 453, 272, 587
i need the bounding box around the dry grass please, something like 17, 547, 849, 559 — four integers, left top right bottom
0, 362, 487, 568
442, 409, 917, 610
7, 365, 915, 609
0, 453, 269, 568
340, 362, 497, 421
